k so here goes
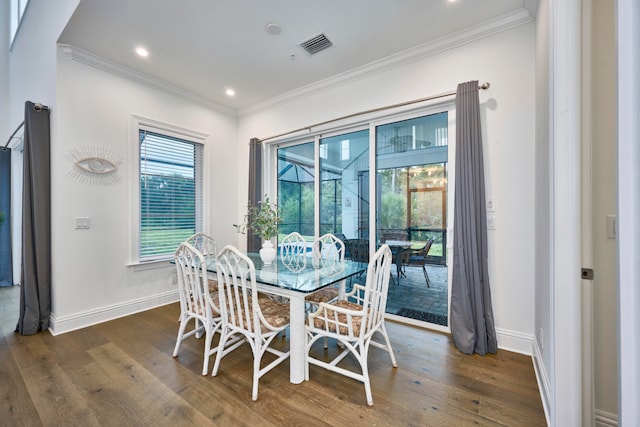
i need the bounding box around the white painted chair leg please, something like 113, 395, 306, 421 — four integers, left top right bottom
173, 318, 187, 357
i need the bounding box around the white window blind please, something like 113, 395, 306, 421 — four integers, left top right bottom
139, 130, 203, 260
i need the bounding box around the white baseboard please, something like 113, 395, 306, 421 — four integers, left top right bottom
595, 409, 618, 427
496, 327, 534, 355
532, 337, 552, 426
48, 290, 179, 336
531, 336, 619, 427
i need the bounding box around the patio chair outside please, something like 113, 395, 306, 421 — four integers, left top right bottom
404, 237, 436, 287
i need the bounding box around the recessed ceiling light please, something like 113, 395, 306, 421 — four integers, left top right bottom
225, 88, 236, 97
265, 22, 282, 35
135, 47, 149, 57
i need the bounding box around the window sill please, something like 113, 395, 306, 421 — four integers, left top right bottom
127, 258, 173, 272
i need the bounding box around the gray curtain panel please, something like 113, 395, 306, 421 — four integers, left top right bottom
247, 138, 262, 252
0, 148, 12, 286
450, 81, 497, 355
16, 101, 51, 335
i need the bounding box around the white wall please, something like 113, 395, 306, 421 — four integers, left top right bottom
239, 23, 537, 352
5, 0, 239, 333
533, 0, 552, 420
49, 50, 238, 333
616, 0, 640, 423
0, 1, 9, 138
8, 0, 79, 126
549, 0, 585, 423
591, 0, 618, 422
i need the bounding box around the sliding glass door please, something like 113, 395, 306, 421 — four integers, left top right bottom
319, 130, 369, 239
376, 113, 448, 258
375, 112, 450, 325
270, 107, 452, 328
277, 142, 315, 238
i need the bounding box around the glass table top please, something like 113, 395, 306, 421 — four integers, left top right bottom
205, 253, 368, 294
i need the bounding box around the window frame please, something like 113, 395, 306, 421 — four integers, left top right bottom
265, 101, 455, 245
9, 0, 30, 49
129, 115, 208, 265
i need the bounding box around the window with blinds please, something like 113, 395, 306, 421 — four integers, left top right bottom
139, 130, 203, 260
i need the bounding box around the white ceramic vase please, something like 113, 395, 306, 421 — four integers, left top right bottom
259, 240, 277, 265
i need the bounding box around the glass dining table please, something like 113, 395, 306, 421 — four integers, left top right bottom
204, 252, 369, 384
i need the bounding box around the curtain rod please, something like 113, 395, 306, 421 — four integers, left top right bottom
259, 82, 490, 142
2, 103, 49, 149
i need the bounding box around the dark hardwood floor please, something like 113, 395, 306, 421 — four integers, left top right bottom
0, 285, 546, 426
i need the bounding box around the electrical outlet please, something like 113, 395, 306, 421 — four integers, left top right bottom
74, 217, 91, 230
539, 328, 543, 350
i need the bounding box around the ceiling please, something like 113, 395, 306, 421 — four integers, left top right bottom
58, 0, 536, 113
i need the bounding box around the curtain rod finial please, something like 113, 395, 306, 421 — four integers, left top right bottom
479, 82, 490, 90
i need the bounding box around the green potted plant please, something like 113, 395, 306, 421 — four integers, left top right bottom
234, 196, 281, 264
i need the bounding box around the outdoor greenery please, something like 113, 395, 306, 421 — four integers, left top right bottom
278, 181, 314, 236
140, 175, 195, 228
140, 174, 196, 257
278, 179, 346, 236
377, 165, 446, 229
319, 179, 342, 235
0, 211, 5, 225
379, 191, 406, 229
140, 228, 195, 256
277, 169, 446, 236
235, 196, 281, 241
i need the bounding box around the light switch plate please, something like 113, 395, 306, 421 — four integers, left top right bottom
607, 215, 616, 239
487, 212, 496, 230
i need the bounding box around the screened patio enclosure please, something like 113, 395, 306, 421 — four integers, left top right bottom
277, 143, 316, 237
274, 110, 450, 327
277, 129, 370, 241
376, 113, 449, 267
276, 113, 448, 264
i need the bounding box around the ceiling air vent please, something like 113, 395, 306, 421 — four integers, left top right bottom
300, 33, 333, 55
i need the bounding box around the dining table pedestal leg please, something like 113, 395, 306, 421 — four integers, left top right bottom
288, 296, 305, 384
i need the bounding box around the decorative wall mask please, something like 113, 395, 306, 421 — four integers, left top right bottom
67, 146, 122, 185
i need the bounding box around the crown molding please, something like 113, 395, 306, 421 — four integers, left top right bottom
59, 44, 237, 117
58, 7, 535, 119
240, 8, 533, 116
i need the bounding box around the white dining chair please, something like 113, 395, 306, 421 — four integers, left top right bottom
185, 232, 219, 293
311, 233, 345, 263
212, 245, 291, 401
185, 232, 217, 256
280, 231, 308, 273
280, 231, 307, 258
305, 244, 397, 406
306, 233, 345, 304
172, 241, 222, 375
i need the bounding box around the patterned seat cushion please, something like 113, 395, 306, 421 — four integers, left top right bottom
306, 287, 339, 303
258, 298, 290, 329
313, 300, 365, 336
208, 278, 219, 293
188, 291, 220, 316
225, 297, 290, 332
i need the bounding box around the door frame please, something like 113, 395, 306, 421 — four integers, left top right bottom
616, 0, 640, 422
